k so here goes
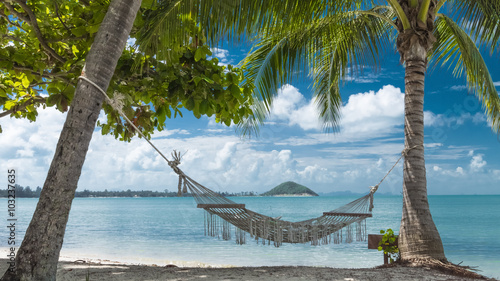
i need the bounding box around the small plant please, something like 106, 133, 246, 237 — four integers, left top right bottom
378, 228, 399, 263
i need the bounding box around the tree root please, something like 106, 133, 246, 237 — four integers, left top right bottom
376, 258, 493, 280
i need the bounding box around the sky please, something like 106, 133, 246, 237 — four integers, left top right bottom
1, 40, 499, 196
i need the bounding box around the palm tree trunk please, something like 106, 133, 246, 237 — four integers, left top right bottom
399, 43, 446, 261
1, 1, 141, 280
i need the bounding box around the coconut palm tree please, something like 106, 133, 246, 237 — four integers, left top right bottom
235, 0, 500, 261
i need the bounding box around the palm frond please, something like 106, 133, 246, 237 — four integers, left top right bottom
313, 7, 396, 132
136, 0, 373, 54
447, 0, 500, 52
239, 6, 396, 134
431, 15, 500, 131
236, 99, 268, 137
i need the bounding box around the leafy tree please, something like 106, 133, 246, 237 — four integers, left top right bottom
0, 0, 255, 280
0, 0, 254, 139
231, 0, 499, 262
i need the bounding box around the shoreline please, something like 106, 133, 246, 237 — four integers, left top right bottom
0, 257, 495, 281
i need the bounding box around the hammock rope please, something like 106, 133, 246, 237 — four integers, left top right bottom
79, 75, 416, 246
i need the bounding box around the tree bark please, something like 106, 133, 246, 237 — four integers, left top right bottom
1, 1, 141, 280
399, 42, 446, 261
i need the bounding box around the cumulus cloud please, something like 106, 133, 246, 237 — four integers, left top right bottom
340, 85, 404, 135
470, 153, 487, 171
269, 85, 321, 130
269, 84, 405, 142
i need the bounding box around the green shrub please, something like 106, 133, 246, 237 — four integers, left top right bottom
378, 228, 400, 263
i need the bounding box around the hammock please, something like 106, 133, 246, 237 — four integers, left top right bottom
169, 151, 380, 247
78, 76, 409, 247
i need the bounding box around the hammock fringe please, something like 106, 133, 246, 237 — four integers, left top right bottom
203, 209, 369, 246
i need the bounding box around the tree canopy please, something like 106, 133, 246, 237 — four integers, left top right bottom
0, 0, 255, 140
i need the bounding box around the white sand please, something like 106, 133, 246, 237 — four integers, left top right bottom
0, 257, 494, 281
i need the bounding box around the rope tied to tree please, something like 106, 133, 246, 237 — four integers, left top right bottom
168, 150, 188, 196
368, 144, 423, 211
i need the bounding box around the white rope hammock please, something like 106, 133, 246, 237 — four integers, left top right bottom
78, 75, 418, 246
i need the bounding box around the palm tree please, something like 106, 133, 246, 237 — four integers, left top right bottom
235, 0, 500, 261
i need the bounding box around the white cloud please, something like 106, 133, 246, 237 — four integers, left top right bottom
340, 85, 404, 135
425, 143, 443, 148
126, 38, 136, 47
470, 154, 487, 171
425, 111, 488, 127
270, 84, 405, 143
210, 48, 231, 66
269, 85, 321, 130
450, 85, 467, 91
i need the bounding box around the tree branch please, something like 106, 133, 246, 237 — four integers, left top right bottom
1, 34, 25, 44
53, 0, 72, 34
0, 96, 46, 118
0, 9, 26, 32
13, 0, 66, 63
45, 35, 87, 43
1, 60, 72, 84
2, 2, 30, 23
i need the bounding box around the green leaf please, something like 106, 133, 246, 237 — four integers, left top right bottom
194, 48, 204, 62
4, 100, 16, 110
185, 97, 195, 111
71, 26, 87, 37
46, 94, 62, 107
165, 106, 171, 119
212, 73, 221, 84
199, 99, 209, 115
101, 124, 110, 135
72, 45, 79, 57
157, 108, 166, 124
229, 84, 241, 97
193, 76, 202, 86
86, 24, 100, 34
21, 76, 30, 88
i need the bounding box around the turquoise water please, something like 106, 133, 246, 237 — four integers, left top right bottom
1, 195, 499, 278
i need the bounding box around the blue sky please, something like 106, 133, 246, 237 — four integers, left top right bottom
1, 41, 499, 195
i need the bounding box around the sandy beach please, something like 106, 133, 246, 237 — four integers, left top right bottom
0, 258, 495, 281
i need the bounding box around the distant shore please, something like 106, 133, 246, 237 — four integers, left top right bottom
0, 257, 493, 281
271, 193, 316, 197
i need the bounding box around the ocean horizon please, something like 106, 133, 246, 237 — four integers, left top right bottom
1, 195, 499, 279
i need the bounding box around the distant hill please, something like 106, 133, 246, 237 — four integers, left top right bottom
261, 181, 319, 196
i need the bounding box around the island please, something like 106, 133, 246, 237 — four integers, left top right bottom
261, 181, 319, 197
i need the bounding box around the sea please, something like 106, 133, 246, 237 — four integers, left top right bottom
1, 195, 499, 279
